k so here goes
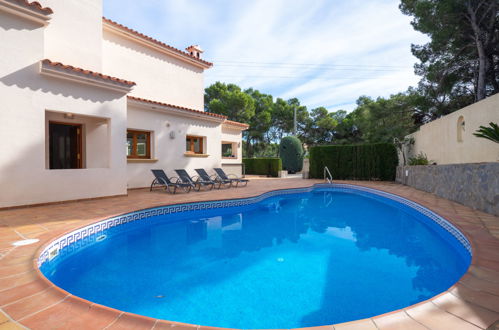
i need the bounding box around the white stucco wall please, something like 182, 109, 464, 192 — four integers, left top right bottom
407, 93, 499, 164
102, 30, 205, 110
220, 126, 244, 177
126, 104, 243, 188
45, 111, 111, 169
43, 0, 103, 71
0, 8, 127, 208
0, 2, 244, 207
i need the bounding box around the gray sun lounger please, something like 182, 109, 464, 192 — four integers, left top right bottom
150, 169, 192, 194
195, 168, 231, 189
214, 168, 249, 187
175, 169, 214, 191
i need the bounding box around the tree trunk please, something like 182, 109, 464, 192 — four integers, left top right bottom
467, 2, 487, 101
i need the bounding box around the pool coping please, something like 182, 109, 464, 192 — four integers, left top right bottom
2, 180, 498, 330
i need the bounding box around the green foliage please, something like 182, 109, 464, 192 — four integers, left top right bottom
309, 143, 398, 181
301, 107, 339, 145
473, 122, 499, 144
243, 158, 282, 177
204, 82, 255, 123
279, 136, 304, 173
270, 98, 309, 141
332, 94, 418, 145
243, 142, 279, 158
408, 152, 430, 165
400, 0, 499, 116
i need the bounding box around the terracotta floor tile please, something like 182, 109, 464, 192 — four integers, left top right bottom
468, 266, 499, 283
19, 296, 91, 329
106, 313, 156, 330
54, 303, 121, 329
450, 284, 499, 313
0, 271, 38, 290
0, 321, 24, 330
405, 302, 481, 330
432, 292, 499, 329
0, 264, 32, 278
0, 179, 498, 329
334, 319, 377, 330
373, 311, 426, 330
3, 286, 67, 320
154, 320, 199, 330
0, 312, 8, 324
0, 280, 50, 306
460, 274, 499, 296
292, 326, 333, 330
476, 259, 499, 273
198, 326, 236, 330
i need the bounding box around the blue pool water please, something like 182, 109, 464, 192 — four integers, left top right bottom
41, 187, 470, 329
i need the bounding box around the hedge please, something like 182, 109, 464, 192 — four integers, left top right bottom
243, 158, 282, 177
309, 143, 398, 181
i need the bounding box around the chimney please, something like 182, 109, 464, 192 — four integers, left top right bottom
185, 45, 203, 59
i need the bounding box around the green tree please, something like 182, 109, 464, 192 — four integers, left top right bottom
244, 88, 273, 157
302, 107, 338, 145
333, 94, 417, 144
269, 98, 309, 141
400, 0, 499, 117
204, 82, 255, 123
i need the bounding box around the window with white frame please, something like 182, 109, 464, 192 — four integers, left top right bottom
221, 141, 237, 158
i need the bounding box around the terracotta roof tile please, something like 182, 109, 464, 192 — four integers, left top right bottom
224, 120, 250, 128
129, 96, 249, 128
7, 0, 52, 15
127, 96, 226, 120
103, 17, 213, 68
42, 59, 136, 87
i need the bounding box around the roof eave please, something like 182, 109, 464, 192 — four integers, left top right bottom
127, 97, 226, 123
40, 60, 135, 93
103, 20, 213, 70
222, 122, 249, 131
0, 0, 52, 25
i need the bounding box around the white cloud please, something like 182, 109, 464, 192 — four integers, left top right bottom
104, 0, 428, 112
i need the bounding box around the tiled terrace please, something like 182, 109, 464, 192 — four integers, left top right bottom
0, 178, 498, 330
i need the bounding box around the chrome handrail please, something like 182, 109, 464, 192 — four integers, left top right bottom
324, 166, 333, 183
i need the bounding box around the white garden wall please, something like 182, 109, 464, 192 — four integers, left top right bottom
407, 93, 499, 164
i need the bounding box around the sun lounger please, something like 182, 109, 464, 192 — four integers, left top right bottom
213, 168, 249, 187
195, 168, 230, 189
175, 169, 214, 191
150, 169, 192, 194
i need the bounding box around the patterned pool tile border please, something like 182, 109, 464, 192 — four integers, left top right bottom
37, 183, 472, 267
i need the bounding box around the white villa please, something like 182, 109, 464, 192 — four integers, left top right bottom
0, 0, 248, 208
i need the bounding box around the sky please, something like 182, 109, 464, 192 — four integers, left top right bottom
104, 0, 429, 112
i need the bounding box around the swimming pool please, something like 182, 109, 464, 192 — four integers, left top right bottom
38, 184, 471, 329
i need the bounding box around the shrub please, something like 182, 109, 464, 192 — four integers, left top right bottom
243, 158, 282, 177
473, 122, 499, 144
279, 136, 304, 173
309, 143, 398, 181
408, 152, 430, 165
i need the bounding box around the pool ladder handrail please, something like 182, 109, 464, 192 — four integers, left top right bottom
324, 166, 333, 183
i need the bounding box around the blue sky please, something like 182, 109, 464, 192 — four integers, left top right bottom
104, 0, 428, 112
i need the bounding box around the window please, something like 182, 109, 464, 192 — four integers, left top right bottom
222, 142, 237, 158
127, 130, 151, 159
186, 135, 204, 154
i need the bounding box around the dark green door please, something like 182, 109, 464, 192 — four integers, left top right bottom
49, 122, 82, 169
